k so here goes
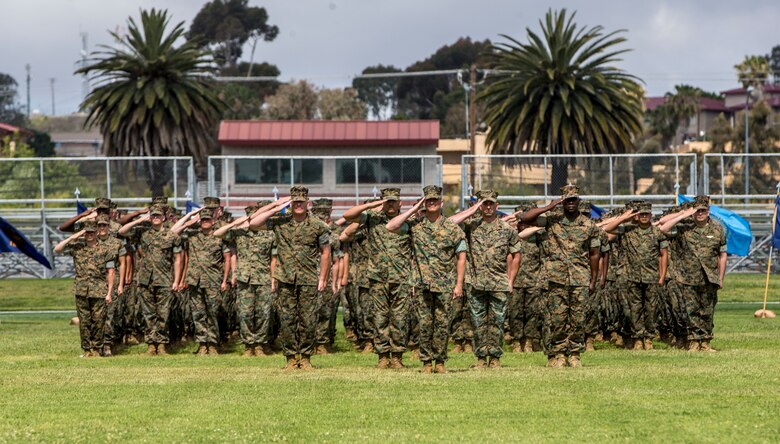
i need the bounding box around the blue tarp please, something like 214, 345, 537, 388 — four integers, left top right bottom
677, 195, 752, 256
0, 217, 52, 269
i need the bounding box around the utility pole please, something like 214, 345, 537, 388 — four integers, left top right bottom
25, 64, 31, 118
50, 78, 56, 116
469, 64, 477, 191
80, 32, 90, 103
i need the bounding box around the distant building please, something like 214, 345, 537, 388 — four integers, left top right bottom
50, 130, 103, 156
645, 96, 732, 144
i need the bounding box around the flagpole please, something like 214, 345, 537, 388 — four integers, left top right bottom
757, 186, 779, 318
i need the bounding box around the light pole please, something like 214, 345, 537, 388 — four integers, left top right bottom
745, 85, 753, 205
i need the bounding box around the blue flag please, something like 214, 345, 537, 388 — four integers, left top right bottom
772, 197, 780, 249
76, 200, 87, 214
0, 217, 52, 269
677, 195, 752, 256
186, 200, 200, 213
590, 204, 606, 219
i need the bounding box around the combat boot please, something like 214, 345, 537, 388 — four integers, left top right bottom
243, 345, 254, 357
144, 344, 157, 356
511, 340, 522, 353
585, 336, 595, 352
568, 353, 582, 368
299, 355, 315, 371
451, 340, 464, 353
411, 347, 421, 361
262, 344, 275, 356
675, 336, 688, 349
283, 355, 299, 371
463, 341, 474, 353
196, 343, 208, 356
434, 361, 447, 374
552, 353, 566, 368
421, 361, 433, 374
546, 355, 557, 367
488, 357, 501, 369
687, 340, 700, 352
315, 344, 328, 355
102, 345, 112, 357
700, 341, 717, 352
254, 345, 268, 356
345, 327, 357, 342
362, 341, 375, 354
376, 353, 391, 369
595, 332, 604, 342
156, 343, 168, 355
390, 352, 405, 369
523, 340, 534, 353
643, 338, 653, 350
125, 334, 140, 346
631, 339, 643, 350
207, 344, 219, 355
470, 357, 488, 369
609, 331, 624, 347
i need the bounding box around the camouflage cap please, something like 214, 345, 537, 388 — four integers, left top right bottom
245, 205, 259, 216
95, 197, 111, 209
381, 187, 401, 201
117, 209, 128, 217
203, 196, 221, 209
256, 200, 273, 207
170, 208, 182, 217
694, 195, 710, 210
290, 186, 309, 202
82, 220, 98, 232
515, 201, 538, 213
151, 196, 168, 206
477, 189, 499, 203
680, 201, 695, 210
199, 208, 214, 220
423, 185, 443, 200
220, 211, 232, 221
637, 202, 653, 214
578, 200, 592, 215
96, 214, 110, 225
109, 201, 118, 210
312, 198, 333, 210
561, 184, 580, 200
625, 200, 645, 211
149, 205, 166, 216
364, 197, 380, 204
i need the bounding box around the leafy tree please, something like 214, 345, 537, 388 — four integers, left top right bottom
0, 73, 26, 126
735, 55, 770, 92
263, 80, 318, 120
318, 88, 367, 120
217, 61, 281, 119
27, 131, 55, 157
478, 9, 644, 190
76, 8, 225, 189
352, 65, 401, 119
187, 0, 279, 69
767, 45, 780, 84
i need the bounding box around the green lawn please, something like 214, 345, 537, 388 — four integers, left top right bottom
1, 280, 780, 442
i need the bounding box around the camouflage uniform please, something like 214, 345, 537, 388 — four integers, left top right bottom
616, 216, 669, 342
98, 225, 127, 349
232, 208, 276, 350
462, 205, 520, 361
311, 200, 342, 351
406, 189, 468, 364
186, 214, 230, 348
509, 230, 544, 348
268, 204, 331, 359
660, 208, 693, 343
599, 225, 624, 339
361, 201, 413, 355
134, 210, 182, 346
667, 198, 726, 343
61, 222, 118, 354
537, 190, 600, 360
351, 227, 374, 347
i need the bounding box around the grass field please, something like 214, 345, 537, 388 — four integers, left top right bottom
1, 278, 780, 442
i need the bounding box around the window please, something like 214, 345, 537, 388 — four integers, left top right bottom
335, 158, 422, 184
235, 159, 322, 184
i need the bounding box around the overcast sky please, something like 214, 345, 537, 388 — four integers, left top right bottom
1, 0, 778, 116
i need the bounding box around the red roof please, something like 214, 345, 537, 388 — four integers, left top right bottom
219, 120, 439, 147
722, 84, 780, 95
644, 97, 729, 112
0, 122, 21, 133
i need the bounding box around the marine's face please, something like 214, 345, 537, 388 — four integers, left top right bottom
292, 201, 307, 216
97, 225, 109, 238
200, 218, 214, 230
638, 212, 652, 225
563, 197, 579, 213
382, 200, 401, 217
480, 200, 497, 217
151, 214, 165, 226
85, 231, 97, 242
694, 208, 709, 223
425, 198, 442, 213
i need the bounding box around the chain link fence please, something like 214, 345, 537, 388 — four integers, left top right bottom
460, 154, 697, 210
206, 155, 443, 214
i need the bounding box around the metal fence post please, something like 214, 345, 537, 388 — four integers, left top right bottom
354, 158, 359, 204
105, 158, 111, 198
675, 155, 680, 195
208, 159, 215, 198
543, 157, 548, 201
172, 159, 178, 208
420, 157, 425, 188
720, 155, 726, 205
702, 158, 709, 196
189, 159, 196, 204
39, 160, 50, 279
223, 159, 230, 207
608, 156, 614, 206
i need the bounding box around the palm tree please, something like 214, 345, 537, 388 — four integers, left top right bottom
664, 84, 702, 144
735, 55, 770, 92
478, 9, 644, 190
76, 8, 225, 191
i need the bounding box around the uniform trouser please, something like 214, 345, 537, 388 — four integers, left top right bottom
598, 281, 621, 333
277, 282, 319, 357
138, 285, 173, 344
507, 286, 542, 341
661, 281, 691, 338
75, 295, 106, 351
369, 280, 411, 354
625, 281, 659, 339
190, 286, 222, 345
543, 283, 587, 357
342, 283, 360, 335
122, 284, 142, 336
316, 285, 339, 346
584, 287, 601, 339
407, 288, 420, 348
102, 294, 121, 346
237, 281, 274, 346
357, 285, 373, 343
414, 289, 452, 363
450, 292, 474, 343
219, 286, 236, 341
469, 289, 507, 359
676, 281, 718, 341
168, 290, 185, 342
